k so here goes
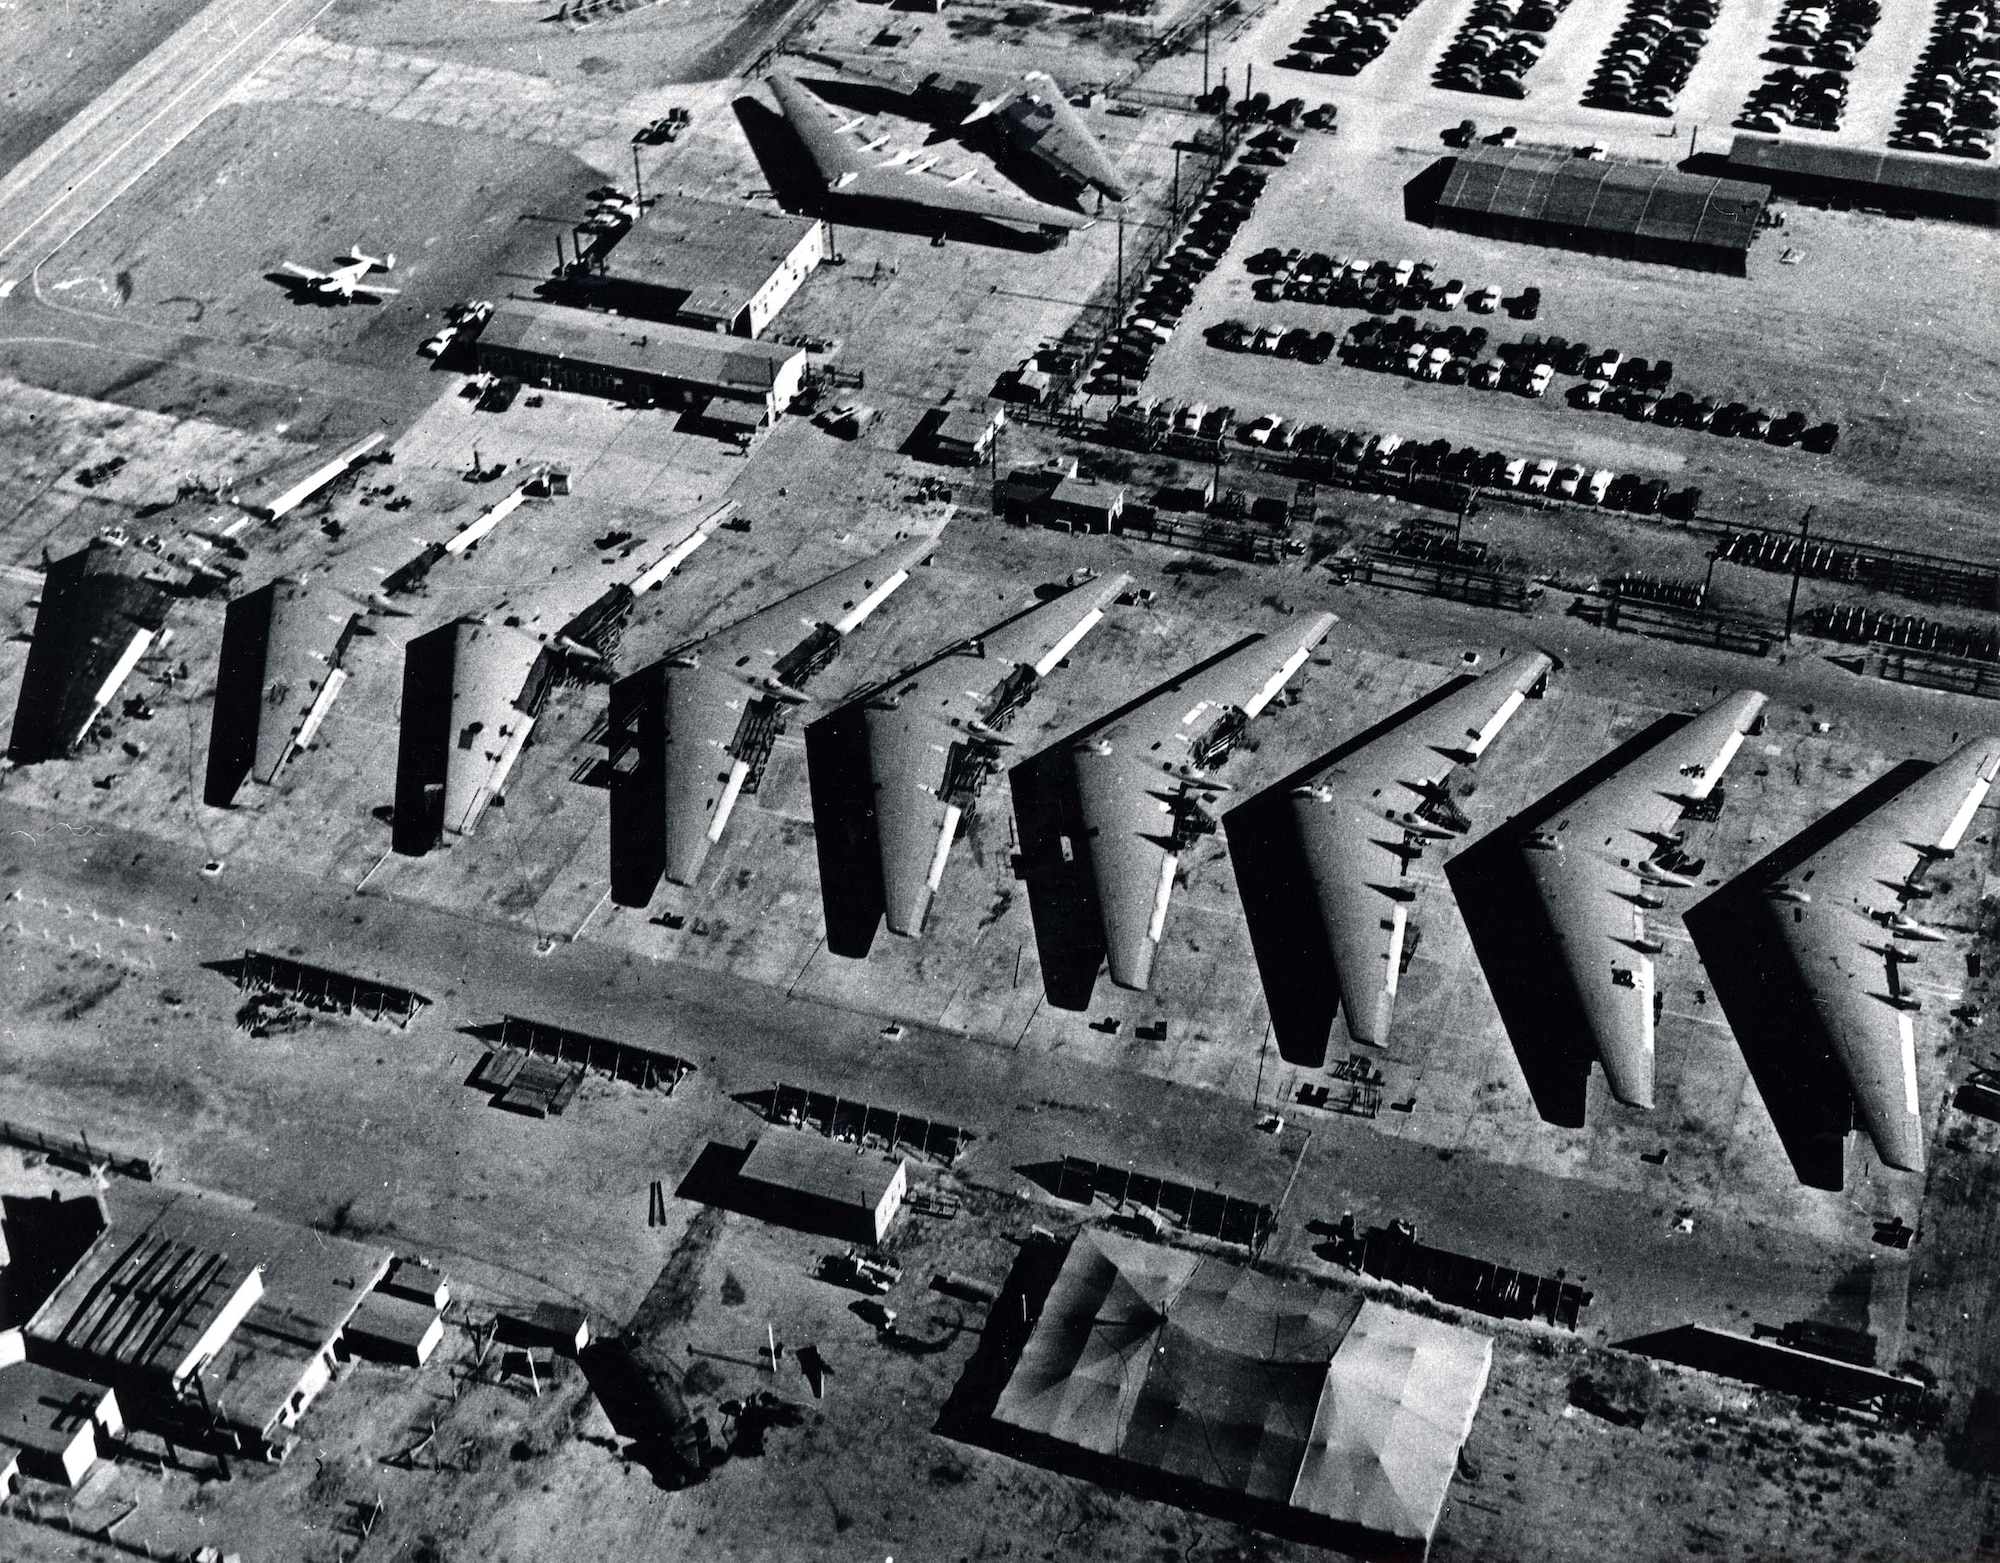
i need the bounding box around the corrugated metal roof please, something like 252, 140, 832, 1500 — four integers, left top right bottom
479, 300, 803, 394
1438, 148, 1769, 251
1726, 134, 2000, 204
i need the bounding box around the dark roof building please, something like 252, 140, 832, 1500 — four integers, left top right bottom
474, 301, 808, 421
0, 1359, 122, 1487
25, 1186, 392, 1458
733, 1135, 909, 1243
1425, 149, 1771, 274
578, 206, 826, 336
1725, 135, 2000, 225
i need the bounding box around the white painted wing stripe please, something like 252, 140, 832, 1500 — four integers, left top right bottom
1899, 1011, 1919, 1115
1032, 608, 1104, 678
1937, 776, 1992, 853
1465, 689, 1527, 757
1242, 644, 1313, 719
1146, 852, 1178, 944
288, 666, 348, 761
832, 569, 909, 635
708, 758, 753, 843
926, 803, 962, 893
444, 487, 526, 556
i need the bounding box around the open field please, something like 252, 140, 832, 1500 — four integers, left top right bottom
0, 0, 203, 176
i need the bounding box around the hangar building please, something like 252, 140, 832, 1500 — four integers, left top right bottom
474, 300, 808, 424
1424, 148, 1771, 274
576, 205, 826, 336
1724, 135, 2000, 226
991, 1231, 1491, 1556
23, 1185, 393, 1459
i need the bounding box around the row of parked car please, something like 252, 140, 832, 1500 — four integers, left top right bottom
1247, 249, 1529, 315
1766, 0, 1878, 71
1436, 0, 1571, 98
1278, 0, 1426, 76
1890, 3, 2000, 157
1585, 0, 1718, 118
1086, 160, 1273, 393
1740, 66, 1852, 133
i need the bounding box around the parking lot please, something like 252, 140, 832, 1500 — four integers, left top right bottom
1104, 119, 2000, 559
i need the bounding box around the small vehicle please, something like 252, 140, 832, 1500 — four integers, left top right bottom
1392, 258, 1416, 286
1514, 285, 1542, 319
1585, 468, 1614, 504
1469, 285, 1502, 314
1373, 432, 1406, 462
1526, 363, 1555, 398
419, 327, 456, 358
1503, 456, 1529, 486
477, 376, 523, 414
1472, 360, 1504, 388
200, 859, 226, 877
1436, 278, 1466, 309
1526, 457, 1558, 493
1553, 463, 1585, 499
1243, 413, 1282, 446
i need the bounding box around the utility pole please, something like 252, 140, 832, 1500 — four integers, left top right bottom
1172, 145, 1181, 221
632, 145, 646, 207
1202, 17, 1212, 96
1114, 208, 1125, 404
1783, 506, 1813, 642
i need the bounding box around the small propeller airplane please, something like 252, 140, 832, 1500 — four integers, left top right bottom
275, 248, 400, 303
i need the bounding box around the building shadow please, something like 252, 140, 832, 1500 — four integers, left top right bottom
1446, 715, 1689, 1127
203, 582, 276, 807
0, 1193, 106, 1327
1223, 675, 1480, 1069
1684, 758, 1932, 1190
1403, 156, 1456, 225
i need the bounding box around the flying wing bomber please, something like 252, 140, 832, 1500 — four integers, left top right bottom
609, 529, 945, 901
390, 507, 730, 855
766, 73, 1093, 234
799, 53, 1133, 202
1274, 652, 1552, 1050
1028, 613, 1337, 997
1748, 737, 2000, 1173
1519, 689, 1768, 1109
808, 572, 1130, 949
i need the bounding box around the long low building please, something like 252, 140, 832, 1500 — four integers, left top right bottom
473, 300, 808, 423
573, 205, 825, 336
1725, 135, 2000, 225
1423, 147, 1772, 275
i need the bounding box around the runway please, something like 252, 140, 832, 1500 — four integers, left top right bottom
0, 0, 332, 287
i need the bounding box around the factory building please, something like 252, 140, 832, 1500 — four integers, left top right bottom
0, 1360, 122, 1488
22, 1185, 393, 1459
575, 205, 826, 337
1422, 148, 1771, 275
1724, 135, 2000, 226
474, 300, 808, 425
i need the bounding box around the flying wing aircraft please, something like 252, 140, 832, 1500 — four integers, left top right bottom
390, 506, 730, 855
1271, 652, 1552, 1050
609, 529, 945, 901
1520, 689, 1768, 1109
808, 572, 1129, 949
767, 73, 1092, 234
276, 248, 399, 303
1749, 737, 2000, 1173
800, 53, 1133, 201
1031, 614, 1337, 996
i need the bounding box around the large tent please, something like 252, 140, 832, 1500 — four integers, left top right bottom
991, 1231, 1491, 1554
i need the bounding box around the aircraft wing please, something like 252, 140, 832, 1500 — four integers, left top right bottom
660, 531, 943, 885
435, 620, 548, 841
1291, 653, 1552, 1046
1761, 737, 2000, 1173
1000, 79, 1132, 201
1521, 689, 1767, 1108
8, 541, 173, 763
279, 262, 324, 281
770, 71, 875, 183
862, 574, 1129, 935
1075, 613, 1337, 990
769, 71, 1090, 231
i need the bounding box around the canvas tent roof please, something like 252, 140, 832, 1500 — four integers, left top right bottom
994, 1232, 1489, 1545
1293, 1302, 1493, 1542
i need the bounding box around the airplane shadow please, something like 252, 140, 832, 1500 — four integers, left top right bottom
1224, 674, 1481, 1070
262, 273, 388, 307
804, 705, 888, 958
1684, 758, 1934, 1191
1445, 715, 1690, 1128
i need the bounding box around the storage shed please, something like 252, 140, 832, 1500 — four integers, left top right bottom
734, 1135, 909, 1243
1725, 135, 2000, 225
1424, 148, 1771, 274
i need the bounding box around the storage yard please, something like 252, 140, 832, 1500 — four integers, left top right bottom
2, 0, 2000, 1558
